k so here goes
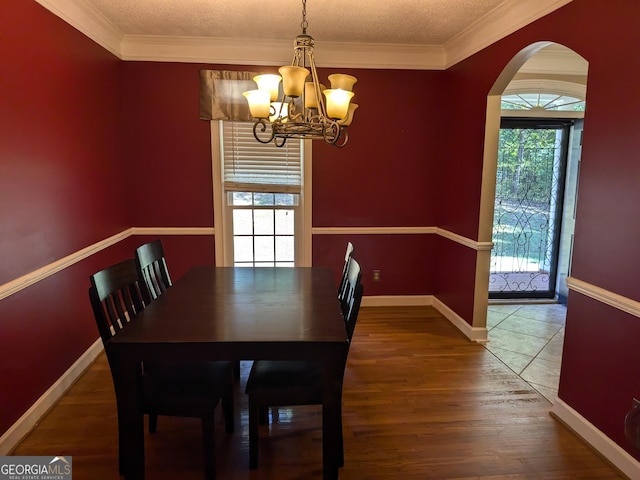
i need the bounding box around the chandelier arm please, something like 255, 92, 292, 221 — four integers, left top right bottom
306, 50, 328, 119
252, 120, 275, 144
292, 47, 302, 67
333, 128, 349, 148
274, 135, 288, 148
287, 97, 303, 122
320, 118, 341, 145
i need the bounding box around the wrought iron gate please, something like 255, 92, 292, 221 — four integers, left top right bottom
489, 119, 571, 298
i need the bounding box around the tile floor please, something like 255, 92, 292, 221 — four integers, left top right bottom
485, 302, 567, 403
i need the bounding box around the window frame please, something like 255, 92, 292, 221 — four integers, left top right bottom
211, 120, 312, 267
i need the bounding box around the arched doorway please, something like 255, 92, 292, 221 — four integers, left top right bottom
476, 42, 589, 401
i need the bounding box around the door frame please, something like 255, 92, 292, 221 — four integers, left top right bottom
489, 117, 572, 300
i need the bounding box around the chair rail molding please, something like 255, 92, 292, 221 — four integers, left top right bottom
312, 226, 493, 251
1, 226, 495, 301
566, 276, 640, 318
131, 227, 215, 236
0, 229, 131, 301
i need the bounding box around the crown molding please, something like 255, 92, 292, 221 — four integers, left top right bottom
518, 47, 588, 76
36, 0, 572, 70
444, 0, 573, 68
120, 36, 447, 70
34, 0, 123, 58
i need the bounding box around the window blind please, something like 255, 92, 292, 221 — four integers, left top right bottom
222, 121, 302, 194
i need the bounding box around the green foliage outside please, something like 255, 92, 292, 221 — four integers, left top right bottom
492, 128, 559, 271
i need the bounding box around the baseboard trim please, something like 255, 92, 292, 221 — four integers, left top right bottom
0, 339, 104, 455
361, 294, 434, 307
433, 296, 489, 343
550, 398, 640, 479
362, 295, 488, 343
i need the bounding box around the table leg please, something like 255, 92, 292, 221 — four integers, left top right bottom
322, 353, 344, 480
322, 404, 340, 480
109, 351, 146, 480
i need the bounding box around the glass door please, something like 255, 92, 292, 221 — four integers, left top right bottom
489, 118, 572, 299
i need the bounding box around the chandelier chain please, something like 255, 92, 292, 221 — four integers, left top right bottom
300, 0, 308, 33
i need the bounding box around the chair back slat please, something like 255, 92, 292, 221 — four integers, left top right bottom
135, 240, 172, 304
89, 259, 145, 345
337, 242, 355, 303
341, 258, 363, 341
340, 257, 361, 315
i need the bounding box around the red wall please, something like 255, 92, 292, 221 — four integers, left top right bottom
0, 1, 127, 283
3, 0, 640, 465
0, 0, 134, 433
442, 0, 640, 460
560, 296, 640, 451
311, 68, 443, 228
312, 234, 437, 297
121, 62, 216, 229
121, 62, 446, 295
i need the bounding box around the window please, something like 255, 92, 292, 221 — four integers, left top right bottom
229, 192, 297, 267
501, 92, 585, 112
211, 121, 311, 267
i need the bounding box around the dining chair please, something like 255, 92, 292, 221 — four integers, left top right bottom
134, 239, 241, 380
244, 258, 364, 469
337, 241, 355, 306
88, 258, 235, 479
134, 239, 172, 305
340, 256, 363, 336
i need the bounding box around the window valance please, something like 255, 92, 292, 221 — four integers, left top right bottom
199, 70, 259, 121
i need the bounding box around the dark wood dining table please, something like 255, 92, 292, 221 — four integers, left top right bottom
106, 266, 349, 480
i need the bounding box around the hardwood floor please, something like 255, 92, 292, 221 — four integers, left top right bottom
11, 306, 625, 479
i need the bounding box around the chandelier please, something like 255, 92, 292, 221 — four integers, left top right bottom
243, 0, 358, 148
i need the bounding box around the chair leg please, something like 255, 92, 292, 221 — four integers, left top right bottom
258, 406, 268, 425
248, 399, 260, 469
338, 410, 344, 467
118, 417, 127, 474
222, 385, 235, 434
233, 360, 241, 380
202, 413, 216, 480
148, 413, 158, 433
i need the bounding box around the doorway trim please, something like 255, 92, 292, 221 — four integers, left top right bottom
474, 41, 555, 329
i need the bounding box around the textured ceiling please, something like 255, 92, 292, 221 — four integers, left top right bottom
38, 0, 579, 70
84, 0, 507, 45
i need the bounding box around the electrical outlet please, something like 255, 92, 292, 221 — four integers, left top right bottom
373, 269, 381, 282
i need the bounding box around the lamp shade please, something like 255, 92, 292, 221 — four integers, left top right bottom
279, 66, 310, 97
338, 103, 358, 126
304, 82, 326, 109
243, 89, 271, 118
328, 73, 357, 92
323, 89, 354, 119
254, 74, 282, 102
